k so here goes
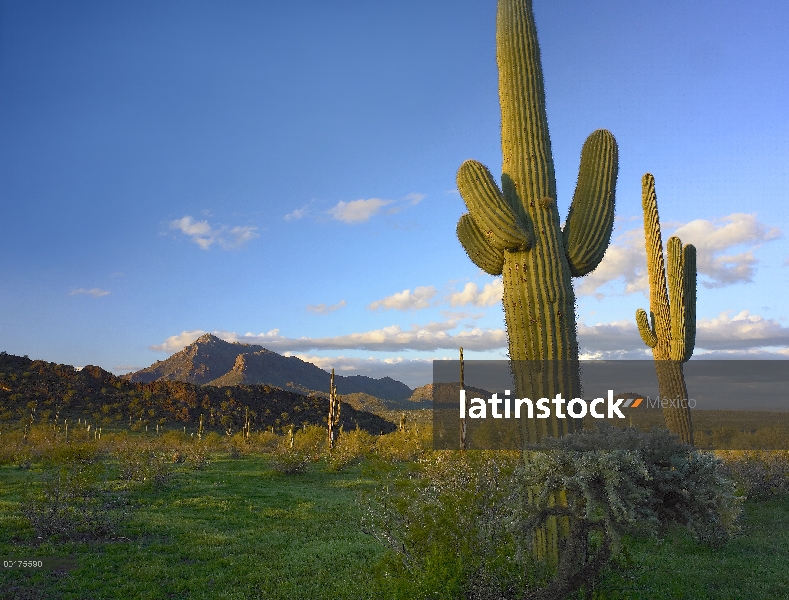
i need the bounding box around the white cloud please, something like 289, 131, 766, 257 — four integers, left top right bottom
306, 300, 347, 315
368, 286, 437, 311
152, 321, 507, 354
696, 310, 789, 349
405, 192, 426, 205
577, 319, 647, 355
69, 288, 110, 297
673, 214, 780, 288
574, 213, 780, 296
170, 215, 259, 250
574, 228, 646, 297
575, 310, 789, 357
449, 279, 504, 307
328, 198, 392, 223
150, 330, 206, 352
285, 353, 433, 388
284, 207, 308, 222
113, 365, 144, 373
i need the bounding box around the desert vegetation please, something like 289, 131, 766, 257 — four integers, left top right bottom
2, 419, 789, 599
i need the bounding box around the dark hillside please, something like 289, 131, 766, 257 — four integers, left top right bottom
0, 352, 395, 435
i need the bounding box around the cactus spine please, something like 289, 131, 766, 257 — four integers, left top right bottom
636, 173, 696, 444
456, 0, 618, 443
328, 369, 341, 449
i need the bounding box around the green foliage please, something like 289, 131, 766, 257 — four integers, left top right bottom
326, 428, 376, 472
364, 451, 541, 599
0, 434, 788, 599
268, 448, 311, 475
292, 424, 329, 460
717, 450, 789, 500
372, 424, 430, 463
364, 426, 743, 599
114, 442, 172, 488
21, 452, 127, 541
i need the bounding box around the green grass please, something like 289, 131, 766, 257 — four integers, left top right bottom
1, 455, 788, 600
0, 456, 385, 600
594, 498, 789, 599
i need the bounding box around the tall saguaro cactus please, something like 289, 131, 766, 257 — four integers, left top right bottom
456, 0, 618, 443
636, 173, 696, 444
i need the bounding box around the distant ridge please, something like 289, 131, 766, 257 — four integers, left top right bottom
0, 351, 395, 435
127, 334, 413, 402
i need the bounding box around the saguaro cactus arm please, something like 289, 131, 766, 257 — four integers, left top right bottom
681, 243, 697, 360
562, 130, 619, 277
456, 214, 505, 275
635, 309, 658, 348
457, 160, 530, 252
667, 238, 697, 362
638, 173, 671, 349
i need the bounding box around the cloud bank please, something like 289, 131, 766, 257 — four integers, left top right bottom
152, 309, 789, 358
151, 321, 507, 354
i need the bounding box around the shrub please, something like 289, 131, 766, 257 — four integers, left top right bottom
185, 443, 211, 471
22, 456, 127, 541
225, 432, 249, 458
364, 425, 742, 600
326, 429, 376, 472
114, 442, 172, 488
292, 424, 328, 461
373, 426, 430, 463
717, 450, 789, 499
364, 450, 530, 599
268, 448, 311, 475
245, 430, 281, 453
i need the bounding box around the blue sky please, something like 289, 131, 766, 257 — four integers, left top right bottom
2, 0, 787, 388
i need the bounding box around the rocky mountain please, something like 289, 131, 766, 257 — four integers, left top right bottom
409, 383, 491, 403
126, 334, 413, 402
0, 351, 395, 435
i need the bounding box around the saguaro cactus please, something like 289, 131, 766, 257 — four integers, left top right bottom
328, 369, 341, 449
635, 173, 696, 444
456, 0, 618, 443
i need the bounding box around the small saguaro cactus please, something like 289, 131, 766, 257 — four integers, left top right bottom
328, 369, 341, 449
456, 0, 618, 444
459, 347, 467, 451
636, 173, 696, 444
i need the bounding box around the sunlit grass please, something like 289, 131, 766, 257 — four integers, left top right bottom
1, 447, 788, 599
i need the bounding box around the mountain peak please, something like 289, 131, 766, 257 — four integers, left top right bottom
127, 338, 413, 401
195, 333, 222, 344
